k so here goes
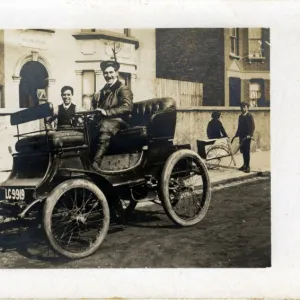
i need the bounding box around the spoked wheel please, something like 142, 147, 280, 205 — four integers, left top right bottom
206, 145, 232, 169
43, 179, 110, 259
160, 149, 211, 227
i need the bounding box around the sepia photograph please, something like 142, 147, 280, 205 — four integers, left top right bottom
0, 27, 270, 268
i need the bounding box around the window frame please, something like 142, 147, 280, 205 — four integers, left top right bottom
118, 72, 131, 89
82, 70, 96, 109
248, 28, 264, 59
249, 78, 267, 107
230, 28, 239, 57
82, 70, 96, 97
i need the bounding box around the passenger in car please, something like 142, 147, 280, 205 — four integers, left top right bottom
90, 60, 133, 171
47, 86, 76, 129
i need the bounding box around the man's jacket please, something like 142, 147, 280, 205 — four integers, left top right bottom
91, 80, 133, 121
207, 119, 228, 139
235, 113, 255, 138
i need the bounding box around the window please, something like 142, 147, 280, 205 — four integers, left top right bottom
248, 28, 264, 58
82, 71, 95, 109
230, 28, 239, 56
0, 85, 4, 108
119, 72, 131, 89
249, 82, 261, 107
249, 79, 269, 107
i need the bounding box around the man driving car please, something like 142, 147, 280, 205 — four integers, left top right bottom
90, 60, 133, 171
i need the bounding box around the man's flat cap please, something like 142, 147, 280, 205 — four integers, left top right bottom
100, 60, 120, 72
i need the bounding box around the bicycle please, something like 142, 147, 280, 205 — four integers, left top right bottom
197, 136, 255, 170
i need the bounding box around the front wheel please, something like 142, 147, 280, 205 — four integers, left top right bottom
160, 149, 211, 227
206, 145, 232, 169
43, 179, 110, 259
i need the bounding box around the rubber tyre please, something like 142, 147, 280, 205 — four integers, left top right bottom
160, 149, 211, 227
206, 145, 232, 169
43, 179, 110, 259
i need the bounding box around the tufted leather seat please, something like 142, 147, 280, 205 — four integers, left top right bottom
110, 97, 176, 151
15, 97, 177, 153
15, 129, 85, 153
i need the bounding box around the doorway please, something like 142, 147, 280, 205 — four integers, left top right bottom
19, 61, 48, 108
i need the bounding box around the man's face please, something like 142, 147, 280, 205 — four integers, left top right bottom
103, 66, 118, 85
241, 105, 248, 114
61, 89, 72, 105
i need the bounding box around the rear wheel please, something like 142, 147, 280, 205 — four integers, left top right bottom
43, 179, 110, 259
160, 149, 211, 227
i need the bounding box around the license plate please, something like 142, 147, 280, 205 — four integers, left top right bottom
3, 188, 25, 201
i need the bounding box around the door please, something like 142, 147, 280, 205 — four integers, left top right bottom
19, 61, 48, 108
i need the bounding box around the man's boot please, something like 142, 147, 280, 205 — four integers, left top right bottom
92, 141, 110, 172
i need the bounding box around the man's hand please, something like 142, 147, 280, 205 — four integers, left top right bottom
246, 135, 252, 139
95, 108, 107, 116
77, 117, 84, 124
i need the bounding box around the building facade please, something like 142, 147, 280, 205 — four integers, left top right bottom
0, 28, 270, 170
1, 29, 156, 111
155, 28, 270, 151
156, 28, 270, 108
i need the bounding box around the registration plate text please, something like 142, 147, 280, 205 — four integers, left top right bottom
5, 188, 25, 200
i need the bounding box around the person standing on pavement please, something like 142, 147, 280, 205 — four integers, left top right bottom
234, 102, 255, 173
206, 111, 228, 139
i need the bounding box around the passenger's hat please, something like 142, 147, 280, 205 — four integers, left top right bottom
100, 60, 120, 72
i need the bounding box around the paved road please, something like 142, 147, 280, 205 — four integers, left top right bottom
0, 179, 270, 268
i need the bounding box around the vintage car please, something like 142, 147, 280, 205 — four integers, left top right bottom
0, 97, 211, 259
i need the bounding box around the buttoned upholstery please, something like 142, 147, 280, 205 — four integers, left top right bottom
110, 97, 176, 151
15, 129, 85, 153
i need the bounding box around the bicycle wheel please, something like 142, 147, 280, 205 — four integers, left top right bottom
206, 145, 232, 169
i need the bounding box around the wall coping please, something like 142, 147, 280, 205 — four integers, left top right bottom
72, 30, 140, 49
177, 106, 270, 112
0, 106, 270, 116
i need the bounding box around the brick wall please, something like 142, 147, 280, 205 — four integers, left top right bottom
156, 28, 225, 106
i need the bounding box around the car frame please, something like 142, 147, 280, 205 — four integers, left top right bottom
0, 97, 211, 259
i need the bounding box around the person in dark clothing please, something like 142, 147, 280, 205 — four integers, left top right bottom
207, 111, 228, 139
234, 102, 255, 173
47, 86, 76, 129
90, 60, 133, 171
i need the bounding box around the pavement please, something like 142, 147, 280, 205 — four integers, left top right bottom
0, 150, 270, 186
208, 150, 271, 187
